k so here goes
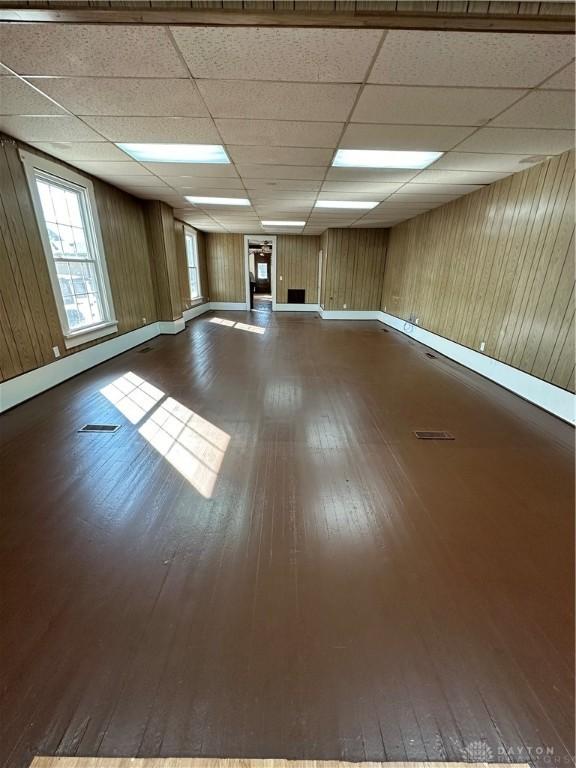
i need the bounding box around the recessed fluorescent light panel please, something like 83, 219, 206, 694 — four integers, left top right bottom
186, 196, 250, 206
116, 143, 230, 163
315, 200, 378, 209
261, 220, 306, 226
333, 149, 443, 169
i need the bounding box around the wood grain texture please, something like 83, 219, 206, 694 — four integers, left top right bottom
0, 308, 573, 768
205, 233, 244, 302
322, 228, 388, 311
29, 759, 530, 768
382, 151, 575, 392
145, 201, 182, 322
0, 135, 157, 383
276, 234, 320, 304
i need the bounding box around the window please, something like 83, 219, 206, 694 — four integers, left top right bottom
185, 228, 201, 300
257, 262, 268, 279
20, 151, 116, 348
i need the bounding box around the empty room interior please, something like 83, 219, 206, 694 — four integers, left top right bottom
0, 3, 575, 768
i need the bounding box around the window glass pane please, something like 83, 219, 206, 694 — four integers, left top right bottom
57, 224, 77, 257
72, 226, 88, 256
37, 181, 56, 222
185, 234, 197, 267
65, 190, 83, 227
51, 185, 72, 225
188, 266, 199, 299
257, 262, 268, 279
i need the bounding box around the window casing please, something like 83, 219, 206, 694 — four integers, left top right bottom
20, 151, 117, 349
184, 228, 202, 301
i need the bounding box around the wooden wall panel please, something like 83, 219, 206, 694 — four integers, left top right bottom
382, 150, 575, 392
322, 228, 388, 311
205, 233, 244, 302
276, 234, 320, 304
145, 200, 182, 321
0, 134, 157, 383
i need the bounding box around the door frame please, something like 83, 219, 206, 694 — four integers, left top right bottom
244, 235, 277, 311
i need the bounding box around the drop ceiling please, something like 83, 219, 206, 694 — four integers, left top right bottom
0, 23, 574, 234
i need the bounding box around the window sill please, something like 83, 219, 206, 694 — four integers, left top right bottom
64, 322, 118, 349
189, 297, 206, 306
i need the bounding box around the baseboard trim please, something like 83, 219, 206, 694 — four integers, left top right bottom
321, 310, 381, 320
183, 302, 211, 322
275, 303, 320, 312
210, 301, 246, 311
379, 311, 575, 425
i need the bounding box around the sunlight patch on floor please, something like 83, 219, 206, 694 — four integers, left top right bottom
100, 372, 164, 424
210, 316, 265, 335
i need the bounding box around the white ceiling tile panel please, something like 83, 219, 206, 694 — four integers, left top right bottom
72, 161, 153, 176
80, 116, 220, 143
540, 63, 575, 90
216, 118, 343, 147
197, 80, 359, 121
143, 163, 239, 178
369, 31, 574, 88
0, 77, 65, 115
352, 85, 525, 126
171, 27, 382, 83
27, 77, 208, 117
244, 179, 321, 190
414, 169, 512, 184
321, 181, 404, 194
429, 152, 545, 172
491, 91, 574, 130
99, 176, 170, 187
456, 127, 575, 155
395, 183, 484, 195
341, 123, 475, 150
325, 167, 419, 182
0, 115, 105, 142
30, 141, 130, 162
227, 146, 333, 166
0, 23, 187, 78
0, 63, 13, 75
237, 164, 326, 180
171, 178, 245, 190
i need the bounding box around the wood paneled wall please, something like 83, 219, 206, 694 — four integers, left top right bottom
205, 233, 245, 302
321, 228, 388, 311
145, 200, 182, 322
276, 234, 320, 304
174, 219, 209, 311
382, 150, 575, 392
0, 135, 157, 383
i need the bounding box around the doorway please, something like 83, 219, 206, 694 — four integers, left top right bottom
244, 235, 276, 312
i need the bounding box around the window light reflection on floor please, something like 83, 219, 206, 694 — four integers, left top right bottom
138, 397, 230, 499
209, 317, 265, 335
100, 371, 164, 424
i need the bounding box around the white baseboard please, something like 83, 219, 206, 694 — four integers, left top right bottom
320, 309, 381, 320
275, 303, 320, 312
183, 302, 211, 322
157, 318, 185, 335
210, 302, 246, 311
379, 311, 575, 425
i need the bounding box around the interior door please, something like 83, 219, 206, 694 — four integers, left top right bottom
255, 253, 271, 293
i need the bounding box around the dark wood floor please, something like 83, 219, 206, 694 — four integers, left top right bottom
0, 309, 574, 768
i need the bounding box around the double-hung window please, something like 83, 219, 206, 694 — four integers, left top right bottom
21, 151, 117, 348
184, 228, 201, 301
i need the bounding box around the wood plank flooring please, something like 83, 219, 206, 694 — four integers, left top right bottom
0, 309, 574, 768
29, 758, 531, 768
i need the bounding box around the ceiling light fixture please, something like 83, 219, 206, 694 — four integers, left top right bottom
261, 220, 306, 226
116, 143, 230, 163
186, 196, 251, 206
315, 200, 378, 209
333, 149, 443, 169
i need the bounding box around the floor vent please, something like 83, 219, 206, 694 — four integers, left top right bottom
414, 430, 454, 440
78, 424, 121, 433
425, 352, 437, 359
138, 346, 153, 353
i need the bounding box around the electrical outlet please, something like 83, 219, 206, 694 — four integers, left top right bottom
343, 303, 347, 309
279, 275, 283, 281
415, 318, 419, 325
384, 305, 387, 312
142, 317, 147, 324
480, 341, 486, 352
52, 346, 60, 358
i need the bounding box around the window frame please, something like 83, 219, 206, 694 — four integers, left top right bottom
20, 150, 117, 349
184, 226, 202, 302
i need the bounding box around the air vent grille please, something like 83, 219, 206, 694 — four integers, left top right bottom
138, 346, 153, 353
78, 424, 121, 433
414, 430, 454, 440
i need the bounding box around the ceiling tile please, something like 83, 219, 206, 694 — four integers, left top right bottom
491, 91, 574, 130
456, 127, 575, 155
369, 31, 574, 87
197, 80, 358, 121
0, 23, 187, 78
0, 63, 12, 76
227, 146, 333, 166
396, 183, 484, 195
216, 118, 342, 148
429, 152, 544, 172
143, 162, 239, 178
170, 178, 245, 190
0, 115, 105, 142
325, 167, 419, 182
244, 179, 321, 191
72, 161, 153, 176
30, 141, 129, 162
28, 77, 208, 117
540, 63, 575, 90
92, 175, 169, 187
171, 27, 381, 82
81, 116, 219, 143
0, 77, 65, 115
353, 85, 524, 126
321, 181, 404, 194
237, 164, 326, 180
341, 123, 475, 150
413, 168, 511, 184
